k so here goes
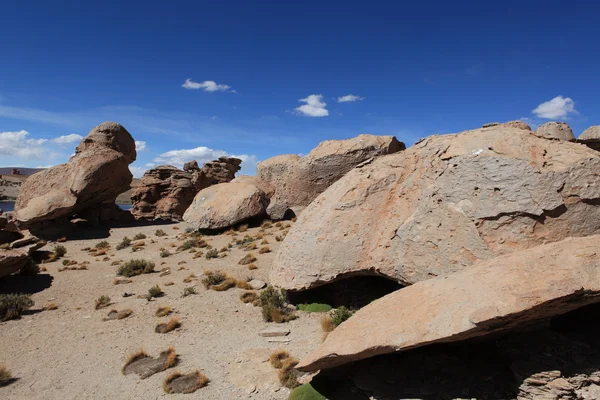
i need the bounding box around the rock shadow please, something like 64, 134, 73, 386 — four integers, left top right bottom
309, 302, 600, 399
0, 273, 53, 295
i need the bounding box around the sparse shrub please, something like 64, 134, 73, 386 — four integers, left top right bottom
62, 259, 76, 266
278, 357, 300, 388
0, 364, 15, 387
155, 229, 167, 237
53, 244, 67, 257
116, 236, 132, 250
181, 287, 197, 297
297, 303, 332, 313
201, 270, 236, 291
237, 224, 248, 232
275, 235, 283, 242
331, 306, 353, 326
238, 253, 257, 265
205, 249, 219, 259
95, 295, 111, 310
155, 317, 181, 333
117, 259, 155, 277
259, 286, 296, 323
160, 249, 171, 258
163, 370, 209, 394
177, 239, 197, 251
258, 246, 271, 254
95, 241, 110, 249
240, 291, 259, 304
156, 306, 172, 317
133, 233, 147, 240
148, 284, 164, 298
0, 293, 34, 321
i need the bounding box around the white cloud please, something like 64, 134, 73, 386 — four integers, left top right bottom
52, 133, 83, 144
295, 94, 329, 117
337, 94, 364, 103
532, 96, 577, 119
153, 146, 258, 175
129, 165, 147, 179
181, 79, 232, 92
135, 140, 146, 151
0, 130, 48, 159
145, 162, 156, 168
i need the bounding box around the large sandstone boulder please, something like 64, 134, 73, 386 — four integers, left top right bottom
257, 134, 404, 219
0, 249, 30, 278
183, 176, 273, 229
534, 121, 575, 141
271, 124, 600, 291
130, 157, 241, 221
297, 235, 600, 372
14, 122, 136, 226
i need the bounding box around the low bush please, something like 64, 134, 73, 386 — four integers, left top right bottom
133, 233, 147, 240
259, 286, 296, 323
117, 259, 155, 277
116, 236, 132, 250
0, 293, 34, 321
95, 295, 111, 310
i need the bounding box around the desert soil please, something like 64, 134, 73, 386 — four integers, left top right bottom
0, 220, 323, 399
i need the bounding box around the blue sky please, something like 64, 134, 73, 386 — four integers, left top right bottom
1, 0, 599, 177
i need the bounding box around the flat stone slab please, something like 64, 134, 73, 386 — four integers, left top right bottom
259, 327, 290, 337
248, 279, 266, 290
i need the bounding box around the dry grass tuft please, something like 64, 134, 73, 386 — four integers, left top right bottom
270, 350, 291, 369
259, 286, 296, 323
278, 357, 300, 388
117, 259, 155, 277
237, 224, 249, 232
156, 305, 172, 317
155, 317, 181, 333
122, 349, 149, 374
95, 295, 111, 310
261, 220, 273, 228
0, 364, 15, 387
238, 253, 257, 265
240, 291, 259, 304
44, 302, 58, 311
260, 239, 269, 245
163, 370, 209, 394
183, 274, 196, 283
164, 281, 175, 286
247, 263, 258, 270
114, 278, 133, 285
258, 246, 271, 254
57, 237, 67, 243
235, 279, 252, 290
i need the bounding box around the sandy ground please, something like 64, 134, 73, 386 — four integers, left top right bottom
0, 220, 323, 400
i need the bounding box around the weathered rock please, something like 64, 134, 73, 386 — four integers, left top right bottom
14, 122, 136, 225
579, 125, 600, 152
271, 124, 600, 291
131, 157, 241, 221
183, 160, 199, 172
502, 120, 532, 131
0, 248, 30, 278
257, 134, 404, 219
258, 327, 290, 337
248, 279, 266, 290
482, 122, 500, 128
130, 166, 197, 221
580, 125, 600, 141
297, 236, 600, 372
534, 122, 575, 141
183, 176, 272, 229
0, 230, 23, 245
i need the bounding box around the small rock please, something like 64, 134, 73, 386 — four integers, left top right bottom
259, 327, 290, 337
248, 279, 266, 290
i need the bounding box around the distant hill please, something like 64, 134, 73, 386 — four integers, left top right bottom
0, 167, 45, 176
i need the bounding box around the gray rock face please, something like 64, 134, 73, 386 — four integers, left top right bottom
534, 122, 575, 141
270, 124, 600, 291
257, 134, 405, 219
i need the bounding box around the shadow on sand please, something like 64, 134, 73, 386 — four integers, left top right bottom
0, 273, 53, 295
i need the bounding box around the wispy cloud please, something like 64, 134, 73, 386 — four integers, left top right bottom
135, 140, 146, 151
53, 133, 83, 144
532, 96, 578, 119
153, 146, 258, 175
295, 94, 328, 117
0, 130, 49, 159
337, 94, 364, 103
181, 79, 232, 92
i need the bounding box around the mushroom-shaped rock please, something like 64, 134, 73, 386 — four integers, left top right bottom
297, 235, 600, 372
257, 134, 404, 219
534, 121, 575, 141
270, 124, 600, 291
183, 176, 273, 229
14, 122, 135, 225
